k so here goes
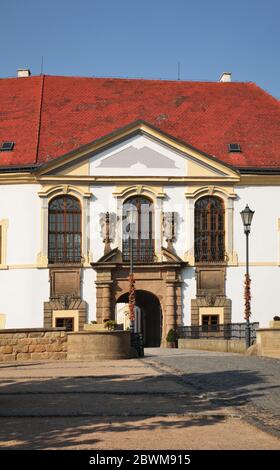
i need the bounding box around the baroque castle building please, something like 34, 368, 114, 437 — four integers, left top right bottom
0, 71, 279, 346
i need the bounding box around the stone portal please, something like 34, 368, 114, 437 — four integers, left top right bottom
91, 247, 187, 346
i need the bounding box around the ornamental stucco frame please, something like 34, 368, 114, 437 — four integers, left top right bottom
113, 185, 166, 261
37, 185, 93, 267
184, 185, 238, 265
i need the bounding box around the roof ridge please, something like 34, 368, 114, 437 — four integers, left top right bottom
30, 74, 255, 84
0, 74, 256, 85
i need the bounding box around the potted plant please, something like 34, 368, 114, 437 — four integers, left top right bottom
104, 320, 117, 331
269, 316, 280, 329
166, 328, 177, 348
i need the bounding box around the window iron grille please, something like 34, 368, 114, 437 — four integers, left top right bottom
195, 196, 225, 262
122, 196, 154, 262
48, 195, 82, 264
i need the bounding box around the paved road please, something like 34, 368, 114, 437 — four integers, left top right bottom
0, 351, 279, 450
145, 348, 280, 435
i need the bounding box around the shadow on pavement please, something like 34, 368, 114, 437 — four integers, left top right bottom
0, 361, 278, 449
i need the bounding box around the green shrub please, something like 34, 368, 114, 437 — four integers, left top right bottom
104, 320, 117, 331
166, 328, 176, 342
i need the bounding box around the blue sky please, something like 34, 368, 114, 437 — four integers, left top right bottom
0, 0, 279, 98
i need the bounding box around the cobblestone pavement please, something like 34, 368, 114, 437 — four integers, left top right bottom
144, 348, 280, 437
0, 353, 279, 449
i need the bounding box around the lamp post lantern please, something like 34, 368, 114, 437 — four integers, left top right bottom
240, 204, 254, 348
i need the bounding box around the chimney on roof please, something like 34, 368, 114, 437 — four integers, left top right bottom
17, 69, 31, 78
219, 72, 231, 82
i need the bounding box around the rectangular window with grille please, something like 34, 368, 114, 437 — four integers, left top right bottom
202, 315, 219, 332
55, 317, 74, 331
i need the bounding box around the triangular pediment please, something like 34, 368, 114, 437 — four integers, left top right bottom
93, 247, 122, 264
36, 121, 240, 181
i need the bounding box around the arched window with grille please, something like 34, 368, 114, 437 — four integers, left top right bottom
194, 196, 225, 262
48, 195, 82, 264
122, 196, 154, 262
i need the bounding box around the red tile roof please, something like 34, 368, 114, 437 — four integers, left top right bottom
0, 75, 280, 169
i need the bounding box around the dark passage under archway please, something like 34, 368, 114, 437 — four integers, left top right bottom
116, 290, 162, 347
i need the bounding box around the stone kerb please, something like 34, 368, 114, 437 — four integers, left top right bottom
0, 328, 67, 362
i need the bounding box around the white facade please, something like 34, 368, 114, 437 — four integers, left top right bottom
0, 132, 279, 330
0, 268, 49, 328
0, 185, 41, 265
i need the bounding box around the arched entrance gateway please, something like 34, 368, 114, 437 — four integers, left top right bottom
116, 291, 162, 347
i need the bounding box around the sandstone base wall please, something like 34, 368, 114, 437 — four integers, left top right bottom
0, 328, 67, 361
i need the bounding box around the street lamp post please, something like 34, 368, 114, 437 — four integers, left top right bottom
127, 209, 137, 333
240, 204, 254, 348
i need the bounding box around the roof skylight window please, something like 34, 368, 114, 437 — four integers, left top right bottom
228, 143, 241, 153
0, 141, 15, 151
